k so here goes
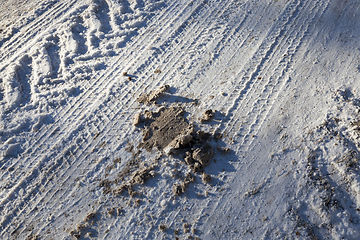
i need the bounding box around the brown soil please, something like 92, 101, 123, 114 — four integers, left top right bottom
138, 106, 192, 152
200, 109, 215, 123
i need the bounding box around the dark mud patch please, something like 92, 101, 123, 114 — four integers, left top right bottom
134, 104, 218, 174
131, 86, 235, 197
132, 106, 225, 198
137, 106, 192, 152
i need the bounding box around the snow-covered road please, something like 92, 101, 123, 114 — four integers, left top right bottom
1, 0, 360, 239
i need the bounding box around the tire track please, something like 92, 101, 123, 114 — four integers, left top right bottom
226, 0, 312, 147
125, 0, 260, 105
173, 0, 300, 138
154, 0, 278, 119
0, 0, 181, 194
3, 0, 207, 236
228, 0, 330, 152
0, 0, 245, 237
199, 0, 332, 236
220, 0, 303, 137
236, 0, 326, 150
2, 0, 222, 231
45, 0, 276, 237
0, 1, 54, 48
0, 0, 256, 224
0, 1, 76, 68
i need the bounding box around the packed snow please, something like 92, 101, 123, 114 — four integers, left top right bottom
1, 0, 360, 239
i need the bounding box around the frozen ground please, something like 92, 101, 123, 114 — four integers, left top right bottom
1, 0, 360, 239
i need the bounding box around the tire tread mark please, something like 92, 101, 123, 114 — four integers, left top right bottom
198, 0, 333, 237
0, 1, 75, 67
0, 1, 201, 236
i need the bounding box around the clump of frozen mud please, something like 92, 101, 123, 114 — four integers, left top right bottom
137, 106, 193, 152
134, 105, 217, 174
137, 85, 170, 104
98, 85, 226, 201
98, 162, 156, 198
199, 109, 215, 123
131, 87, 225, 198
173, 172, 196, 196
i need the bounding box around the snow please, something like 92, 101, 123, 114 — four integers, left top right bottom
1, 0, 360, 239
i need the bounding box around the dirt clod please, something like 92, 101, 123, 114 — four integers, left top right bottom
137, 85, 169, 104
133, 113, 141, 126
25, 235, 39, 240
85, 212, 97, 222
184, 152, 194, 165
192, 144, 213, 166
185, 172, 195, 183
201, 173, 212, 183
112, 165, 155, 197
173, 172, 196, 196
134, 199, 141, 207
130, 166, 155, 185
108, 207, 115, 216
173, 181, 189, 196
164, 126, 194, 155
76, 223, 88, 231
117, 207, 124, 216
159, 224, 167, 231
200, 109, 214, 123
139, 106, 191, 152
99, 179, 112, 194
142, 127, 150, 141
190, 162, 202, 173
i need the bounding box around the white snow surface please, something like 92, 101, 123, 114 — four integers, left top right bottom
1, 0, 360, 239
